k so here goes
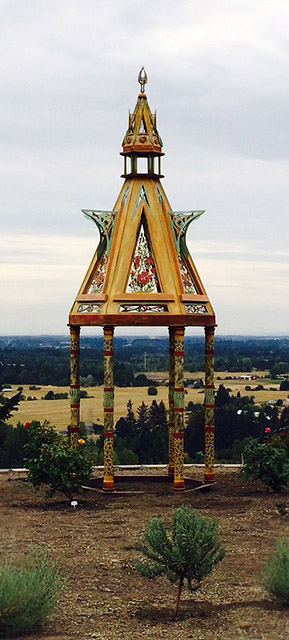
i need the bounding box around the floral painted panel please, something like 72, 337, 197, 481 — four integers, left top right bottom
179, 257, 197, 294
88, 251, 108, 294
126, 226, 160, 293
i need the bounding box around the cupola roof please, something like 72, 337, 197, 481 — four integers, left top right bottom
122, 68, 163, 156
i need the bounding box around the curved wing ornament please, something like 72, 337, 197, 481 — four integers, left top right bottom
81, 210, 118, 254
170, 210, 205, 255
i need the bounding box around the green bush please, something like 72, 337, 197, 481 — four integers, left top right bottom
135, 505, 225, 617
25, 422, 93, 500
261, 539, 289, 604
242, 438, 289, 493
0, 545, 64, 636
147, 386, 158, 396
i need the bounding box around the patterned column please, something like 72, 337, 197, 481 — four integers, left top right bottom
103, 326, 115, 492
173, 327, 185, 490
204, 326, 216, 483
70, 325, 80, 447
168, 327, 175, 477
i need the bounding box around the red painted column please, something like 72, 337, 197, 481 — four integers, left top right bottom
168, 327, 175, 477
173, 327, 185, 491
103, 326, 115, 492
69, 325, 80, 447
204, 326, 216, 483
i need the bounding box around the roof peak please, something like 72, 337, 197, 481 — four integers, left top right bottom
122, 70, 163, 156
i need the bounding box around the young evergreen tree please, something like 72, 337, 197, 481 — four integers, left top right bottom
136, 505, 225, 617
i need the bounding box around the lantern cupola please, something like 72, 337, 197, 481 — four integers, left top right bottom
121, 67, 164, 179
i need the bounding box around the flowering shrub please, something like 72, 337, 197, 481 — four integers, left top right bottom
25, 422, 93, 500
242, 438, 289, 493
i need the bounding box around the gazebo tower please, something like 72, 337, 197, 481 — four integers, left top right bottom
69, 69, 216, 492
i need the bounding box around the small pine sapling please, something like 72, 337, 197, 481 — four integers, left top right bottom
261, 538, 289, 604
135, 505, 225, 617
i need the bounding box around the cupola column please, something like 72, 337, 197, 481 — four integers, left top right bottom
69, 325, 81, 447
168, 327, 176, 477
204, 326, 216, 483
103, 326, 115, 492
173, 327, 185, 490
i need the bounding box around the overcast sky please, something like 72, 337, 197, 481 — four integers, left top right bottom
1, 0, 289, 336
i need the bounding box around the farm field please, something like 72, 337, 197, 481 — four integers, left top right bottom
7, 371, 288, 431
0, 467, 289, 640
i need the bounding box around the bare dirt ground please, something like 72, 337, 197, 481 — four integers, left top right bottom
1, 467, 289, 640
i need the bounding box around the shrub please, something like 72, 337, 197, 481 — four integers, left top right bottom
0, 423, 30, 468
148, 386, 158, 396
135, 505, 225, 617
280, 380, 289, 391
242, 438, 289, 492
261, 539, 289, 604
0, 545, 64, 636
25, 422, 93, 500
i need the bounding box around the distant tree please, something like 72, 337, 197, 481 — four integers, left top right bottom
280, 380, 289, 391
270, 363, 289, 379
215, 384, 230, 407
148, 386, 158, 396
0, 387, 22, 421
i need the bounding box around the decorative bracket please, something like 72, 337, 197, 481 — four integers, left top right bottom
82, 210, 118, 252
169, 210, 205, 255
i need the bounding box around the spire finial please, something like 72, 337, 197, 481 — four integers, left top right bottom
138, 67, 148, 93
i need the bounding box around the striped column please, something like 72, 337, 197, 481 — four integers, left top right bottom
70, 325, 80, 447
168, 327, 175, 477
173, 327, 185, 491
204, 326, 215, 483
103, 326, 115, 492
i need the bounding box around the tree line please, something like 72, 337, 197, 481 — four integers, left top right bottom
1, 335, 289, 387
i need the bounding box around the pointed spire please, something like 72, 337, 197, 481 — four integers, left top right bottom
122, 69, 163, 156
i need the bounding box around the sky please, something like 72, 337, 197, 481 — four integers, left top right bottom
1, 0, 289, 336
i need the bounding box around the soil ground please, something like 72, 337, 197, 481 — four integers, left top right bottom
1, 467, 289, 640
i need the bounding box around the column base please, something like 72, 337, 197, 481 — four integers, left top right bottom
173, 477, 185, 491
168, 464, 174, 477
103, 476, 115, 492
204, 471, 215, 484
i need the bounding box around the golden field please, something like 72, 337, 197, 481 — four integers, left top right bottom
6, 371, 288, 431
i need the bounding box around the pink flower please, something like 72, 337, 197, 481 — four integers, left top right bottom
138, 271, 152, 286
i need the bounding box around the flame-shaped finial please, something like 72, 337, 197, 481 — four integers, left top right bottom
138, 67, 148, 93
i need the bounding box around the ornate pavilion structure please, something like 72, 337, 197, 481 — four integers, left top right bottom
69, 69, 216, 492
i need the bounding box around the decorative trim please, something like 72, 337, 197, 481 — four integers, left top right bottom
77, 303, 102, 313
184, 303, 208, 314
119, 304, 168, 313
133, 185, 151, 217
